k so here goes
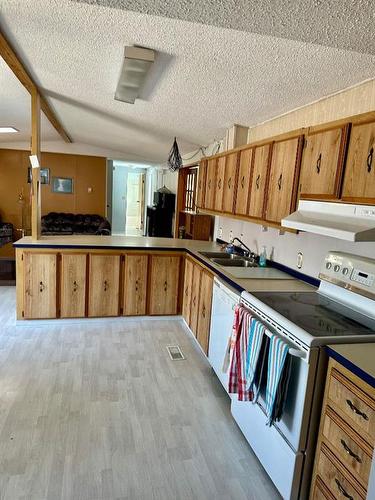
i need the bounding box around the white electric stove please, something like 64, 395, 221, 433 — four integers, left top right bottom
232, 251, 375, 500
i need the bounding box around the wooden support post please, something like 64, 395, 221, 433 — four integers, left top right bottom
31, 89, 41, 240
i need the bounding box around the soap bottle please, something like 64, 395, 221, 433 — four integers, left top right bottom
259, 246, 267, 267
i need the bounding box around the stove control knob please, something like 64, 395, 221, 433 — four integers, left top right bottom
326, 262, 332, 270
334, 265, 341, 272
342, 267, 349, 276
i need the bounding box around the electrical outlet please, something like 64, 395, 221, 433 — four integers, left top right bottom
229, 230, 233, 242
297, 252, 303, 269
218, 226, 223, 239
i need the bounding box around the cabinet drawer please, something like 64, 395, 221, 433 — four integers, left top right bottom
322, 408, 372, 487
312, 477, 335, 500
328, 367, 375, 444
317, 444, 366, 500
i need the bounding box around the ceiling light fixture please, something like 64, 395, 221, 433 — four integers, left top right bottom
0, 126, 19, 133
115, 46, 155, 104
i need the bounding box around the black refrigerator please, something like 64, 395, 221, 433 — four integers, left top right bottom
146, 187, 175, 238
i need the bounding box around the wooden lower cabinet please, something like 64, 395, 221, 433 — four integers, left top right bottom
310, 358, 375, 499
60, 253, 87, 318
182, 258, 214, 354
149, 255, 181, 315
23, 252, 57, 319
196, 271, 213, 354
182, 258, 193, 324
88, 254, 120, 317
123, 254, 148, 316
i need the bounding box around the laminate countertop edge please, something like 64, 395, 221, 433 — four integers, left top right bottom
326, 344, 375, 388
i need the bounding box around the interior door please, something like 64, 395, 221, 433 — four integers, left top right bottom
235, 148, 253, 215
126, 172, 145, 236
265, 136, 303, 224
248, 144, 272, 219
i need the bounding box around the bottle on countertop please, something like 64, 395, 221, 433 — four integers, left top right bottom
259, 246, 267, 267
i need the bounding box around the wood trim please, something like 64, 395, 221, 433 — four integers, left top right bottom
31, 89, 41, 240
0, 28, 72, 143
260, 141, 274, 219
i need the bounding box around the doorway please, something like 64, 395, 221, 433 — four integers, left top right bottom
125, 172, 145, 236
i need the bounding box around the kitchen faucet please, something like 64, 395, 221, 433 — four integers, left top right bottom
225, 237, 257, 261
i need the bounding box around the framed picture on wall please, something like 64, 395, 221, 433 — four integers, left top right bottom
27, 167, 50, 184
52, 177, 74, 194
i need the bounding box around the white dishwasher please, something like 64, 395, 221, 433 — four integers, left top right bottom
208, 277, 240, 393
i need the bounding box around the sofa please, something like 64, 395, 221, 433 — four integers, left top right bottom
41, 212, 111, 236
0, 220, 13, 247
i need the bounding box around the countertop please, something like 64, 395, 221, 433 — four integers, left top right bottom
327, 344, 375, 388
14, 235, 315, 294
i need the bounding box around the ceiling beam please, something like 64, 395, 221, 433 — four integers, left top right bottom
0, 29, 72, 143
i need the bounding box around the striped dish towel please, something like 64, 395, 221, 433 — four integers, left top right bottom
265, 334, 290, 426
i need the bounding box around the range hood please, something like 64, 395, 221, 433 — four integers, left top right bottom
282, 200, 375, 242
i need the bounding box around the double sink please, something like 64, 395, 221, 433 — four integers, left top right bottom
199, 251, 258, 268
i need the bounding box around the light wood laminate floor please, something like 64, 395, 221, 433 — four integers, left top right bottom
0, 286, 280, 500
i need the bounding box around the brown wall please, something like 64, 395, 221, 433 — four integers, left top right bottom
0, 148, 107, 257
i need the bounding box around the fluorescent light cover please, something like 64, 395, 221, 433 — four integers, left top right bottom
0, 126, 19, 133
115, 46, 155, 104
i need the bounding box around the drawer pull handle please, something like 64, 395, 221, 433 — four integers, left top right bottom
340, 439, 362, 463
346, 399, 369, 420
256, 174, 260, 190
164, 281, 168, 292
335, 478, 353, 500
316, 153, 322, 174
104, 280, 109, 291
73, 280, 78, 292
39, 281, 45, 292
367, 146, 373, 173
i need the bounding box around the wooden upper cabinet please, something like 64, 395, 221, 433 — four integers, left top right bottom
182, 258, 193, 325
196, 271, 213, 354
265, 136, 303, 224
123, 254, 148, 316
24, 253, 57, 319
214, 156, 226, 211
342, 120, 375, 203
222, 152, 239, 213
196, 159, 207, 209
88, 254, 120, 317
149, 255, 181, 315
204, 158, 217, 210
60, 253, 87, 318
248, 143, 272, 219
299, 125, 349, 199
235, 148, 253, 215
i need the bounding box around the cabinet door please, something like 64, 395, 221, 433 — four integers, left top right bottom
248, 144, 271, 219
88, 254, 120, 317
123, 254, 148, 316
235, 148, 253, 215
204, 158, 217, 210
196, 159, 207, 209
214, 156, 226, 211
189, 264, 202, 334
196, 271, 213, 354
222, 152, 239, 213
265, 136, 303, 224
60, 254, 87, 318
182, 258, 193, 324
24, 253, 57, 319
342, 121, 375, 203
149, 255, 180, 315
299, 126, 348, 199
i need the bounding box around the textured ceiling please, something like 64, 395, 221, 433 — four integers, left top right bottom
0, 0, 375, 162
74, 0, 375, 55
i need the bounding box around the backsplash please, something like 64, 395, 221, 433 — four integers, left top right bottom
215, 216, 375, 279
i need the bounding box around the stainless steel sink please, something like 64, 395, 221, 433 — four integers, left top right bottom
211, 258, 258, 268
199, 251, 242, 259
